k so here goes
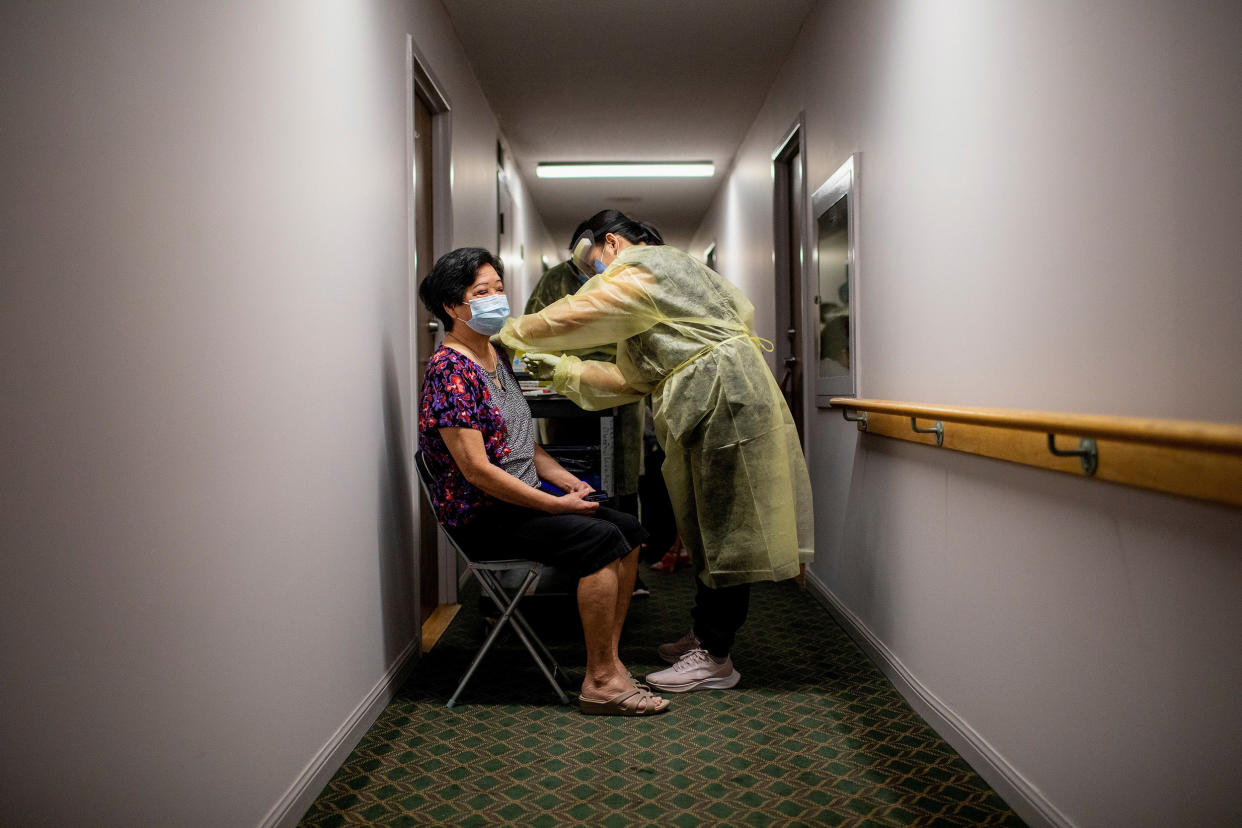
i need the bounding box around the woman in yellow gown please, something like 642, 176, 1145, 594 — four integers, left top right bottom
499, 211, 813, 693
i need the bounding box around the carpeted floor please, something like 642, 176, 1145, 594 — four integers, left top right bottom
299, 566, 1024, 826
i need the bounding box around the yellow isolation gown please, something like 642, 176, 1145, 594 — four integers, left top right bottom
499, 245, 813, 588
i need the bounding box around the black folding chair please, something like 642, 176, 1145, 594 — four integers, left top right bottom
414, 451, 571, 708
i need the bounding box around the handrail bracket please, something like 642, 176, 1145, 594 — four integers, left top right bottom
1047, 434, 1098, 476
910, 417, 944, 447
842, 408, 868, 430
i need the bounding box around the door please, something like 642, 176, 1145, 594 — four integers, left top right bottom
414, 89, 439, 624
773, 123, 807, 442
497, 166, 515, 288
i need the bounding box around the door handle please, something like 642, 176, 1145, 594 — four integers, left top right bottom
427, 319, 441, 334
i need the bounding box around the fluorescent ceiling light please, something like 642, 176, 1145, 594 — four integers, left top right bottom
537, 162, 715, 179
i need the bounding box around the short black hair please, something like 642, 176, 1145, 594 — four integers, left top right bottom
578, 209, 664, 247
418, 247, 504, 332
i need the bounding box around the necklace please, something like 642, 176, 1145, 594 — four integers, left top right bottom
445, 334, 503, 390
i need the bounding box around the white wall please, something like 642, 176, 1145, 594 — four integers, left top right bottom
499, 138, 564, 311
0, 2, 550, 826
692, 1, 1242, 826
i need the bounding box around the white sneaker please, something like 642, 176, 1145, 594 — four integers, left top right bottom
656, 629, 701, 664
646, 648, 741, 693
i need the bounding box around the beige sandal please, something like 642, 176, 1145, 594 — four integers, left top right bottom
578, 686, 670, 716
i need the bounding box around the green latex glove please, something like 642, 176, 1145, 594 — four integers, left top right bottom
522, 351, 562, 380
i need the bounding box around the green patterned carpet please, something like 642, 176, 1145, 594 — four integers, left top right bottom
299, 567, 1023, 827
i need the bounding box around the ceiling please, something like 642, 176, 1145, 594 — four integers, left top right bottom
441, 0, 818, 252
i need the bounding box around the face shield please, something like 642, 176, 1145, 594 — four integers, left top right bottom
571, 231, 604, 280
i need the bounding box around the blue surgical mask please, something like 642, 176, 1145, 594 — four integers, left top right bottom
592, 258, 606, 274
462, 293, 510, 335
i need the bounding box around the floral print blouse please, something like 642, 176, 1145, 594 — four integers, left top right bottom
418, 345, 512, 527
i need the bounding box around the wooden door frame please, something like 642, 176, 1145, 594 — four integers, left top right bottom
772, 112, 812, 452
406, 35, 455, 625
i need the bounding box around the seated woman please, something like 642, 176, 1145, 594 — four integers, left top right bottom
417, 247, 668, 717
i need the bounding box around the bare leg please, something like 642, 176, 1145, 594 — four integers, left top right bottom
577, 560, 631, 700
612, 548, 639, 673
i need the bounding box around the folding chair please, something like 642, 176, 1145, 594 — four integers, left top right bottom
414, 451, 571, 708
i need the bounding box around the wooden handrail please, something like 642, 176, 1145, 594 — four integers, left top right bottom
828, 397, 1242, 508
829, 398, 1242, 454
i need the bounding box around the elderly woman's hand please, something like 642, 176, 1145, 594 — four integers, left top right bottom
567, 479, 594, 496
554, 489, 600, 515
522, 351, 562, 380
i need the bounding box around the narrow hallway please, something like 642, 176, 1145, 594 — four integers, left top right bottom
4, 2, 1241, 827
300, 568, 1021, 826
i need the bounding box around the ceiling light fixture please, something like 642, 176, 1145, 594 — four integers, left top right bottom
536, 162, 715, 179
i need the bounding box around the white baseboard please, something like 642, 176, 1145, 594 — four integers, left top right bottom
801, 569, 1074, 828
259, 636, 422, 828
